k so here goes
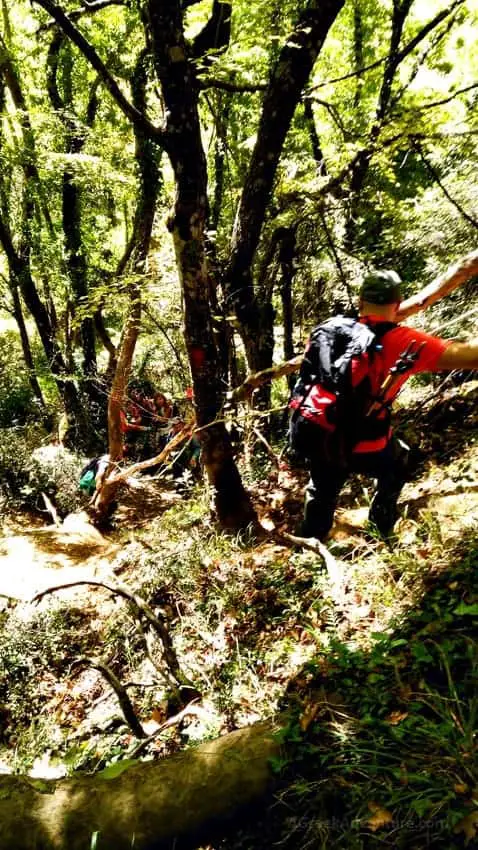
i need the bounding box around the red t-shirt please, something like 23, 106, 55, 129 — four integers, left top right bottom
352, 317, 451, 453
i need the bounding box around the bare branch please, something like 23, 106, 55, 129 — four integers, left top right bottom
227, 356, 303, 404
392, 0, 466, 71
199, 77, 267, 93
73, 657, 146, 738
309, 0, 465, 93
36, 0, 125, 32
252, 427, 280, 467
308, 95, 348, 137
407, 82, 478, 112
32, 578, 189, 687
102, 422, 194, 486
129, 700, 204, 758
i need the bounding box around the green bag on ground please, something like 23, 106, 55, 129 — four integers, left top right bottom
79, 468, 96, 496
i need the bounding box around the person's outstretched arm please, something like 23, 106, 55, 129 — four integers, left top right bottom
437, 341, 478, 370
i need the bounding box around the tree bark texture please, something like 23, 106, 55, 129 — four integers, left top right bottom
47, 34, 98, 377
97, 49, 162, 513
0, 721, 281, 850
226, 0, 345, 374
9, 280, 47, 412
145, 0, 256, 529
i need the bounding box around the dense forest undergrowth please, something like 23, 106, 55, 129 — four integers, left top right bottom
0, 379, 476, 849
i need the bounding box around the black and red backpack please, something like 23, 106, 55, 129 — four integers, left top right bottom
288, 316, 395, 465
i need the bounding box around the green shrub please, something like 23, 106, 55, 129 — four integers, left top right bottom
0, 603, 92, 730
0, 429, 86, 515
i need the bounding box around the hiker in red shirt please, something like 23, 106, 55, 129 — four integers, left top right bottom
300, 269, 478, 541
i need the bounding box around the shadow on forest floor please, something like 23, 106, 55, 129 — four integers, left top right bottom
214, 532, 478, 850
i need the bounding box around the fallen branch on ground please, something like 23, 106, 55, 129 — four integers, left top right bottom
277, 530, 347, 610
72, 657, 146, 739
41, 492, 60, 526
31, 578, 193, 690
128, 699, 206, 758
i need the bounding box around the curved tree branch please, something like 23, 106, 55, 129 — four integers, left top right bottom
32, 577, 191, 688
36, 0, 125, 33
73, 657, 146, 738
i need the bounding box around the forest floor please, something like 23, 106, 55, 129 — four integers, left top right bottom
0, 380, 477, 849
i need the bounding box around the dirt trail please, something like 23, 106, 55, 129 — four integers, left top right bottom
0, 512, 119, 602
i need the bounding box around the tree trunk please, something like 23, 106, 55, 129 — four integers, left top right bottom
9, 280, 47, 413
93, 50, 162, 519
0, 33, 90, 443
0, 214, 89, 442
47, 32, 98, 385
145, 0, 256, 530
0, 721, 281, 850
226, 0, 345, 372
279, 227, 297, 392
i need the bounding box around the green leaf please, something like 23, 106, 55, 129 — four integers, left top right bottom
27, 778, 55, 794
97, 759, 139, 780
453, 603, 478, 616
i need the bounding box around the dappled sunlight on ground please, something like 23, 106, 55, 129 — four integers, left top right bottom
0, 513, 119, 602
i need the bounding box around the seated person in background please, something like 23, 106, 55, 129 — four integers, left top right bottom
120, 389, 151, 459
152, 392, 179, 423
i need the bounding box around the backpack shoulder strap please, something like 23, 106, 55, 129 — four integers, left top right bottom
363, 320, 397, 341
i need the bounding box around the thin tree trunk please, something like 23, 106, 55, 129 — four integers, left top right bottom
47, 33, 97, 378
93, 50, 162, 518
0, 214, 87, 440
0, 32, 88, 442
9, 280, 47, 412
226, 0, 345, 374
279, 227, 296, 391
145, 0, 256, 530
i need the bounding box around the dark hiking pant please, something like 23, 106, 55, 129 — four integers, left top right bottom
301, 437, 410, 540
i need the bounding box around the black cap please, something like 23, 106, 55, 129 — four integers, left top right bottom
360, 270, 402, 305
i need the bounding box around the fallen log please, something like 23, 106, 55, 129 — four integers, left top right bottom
0, 720, 281, 850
